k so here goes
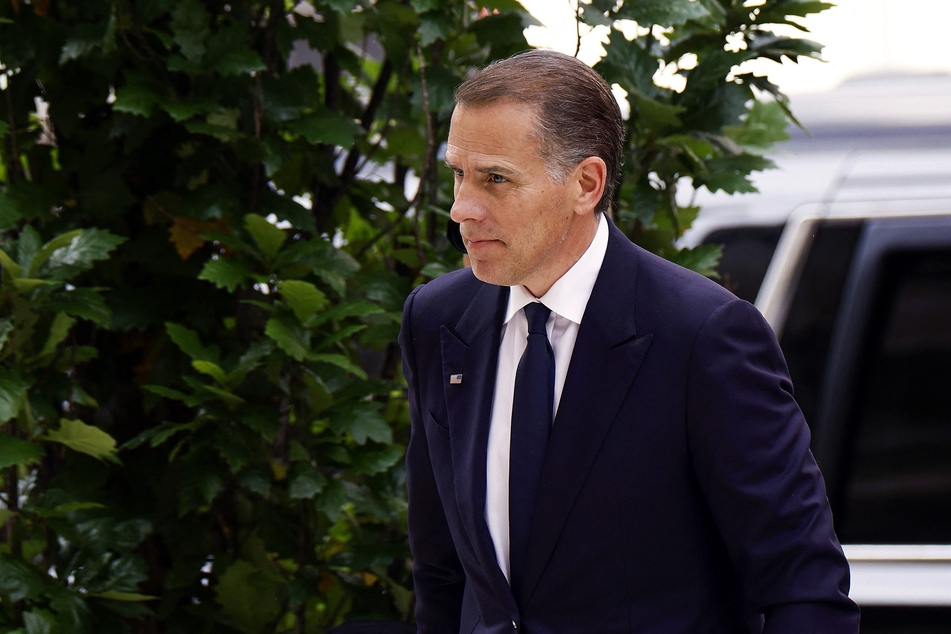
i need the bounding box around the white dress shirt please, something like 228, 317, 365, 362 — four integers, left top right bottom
485, 214, 609, 582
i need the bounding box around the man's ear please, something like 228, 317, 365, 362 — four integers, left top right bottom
574, 156, 607, 215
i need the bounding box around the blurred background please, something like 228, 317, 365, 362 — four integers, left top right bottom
520, 0, 951, 239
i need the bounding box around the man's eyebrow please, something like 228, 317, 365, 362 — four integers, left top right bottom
443, 160, 516, 176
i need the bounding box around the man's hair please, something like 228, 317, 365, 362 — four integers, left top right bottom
454, 49, 625, 216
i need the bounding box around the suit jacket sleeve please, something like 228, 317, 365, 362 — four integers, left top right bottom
686, 299, 860, 632
400, 284, 465, 632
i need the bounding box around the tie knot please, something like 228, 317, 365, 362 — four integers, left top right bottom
524, 302, 551, 335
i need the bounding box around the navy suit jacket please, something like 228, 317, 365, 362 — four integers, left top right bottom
399, 221, 859, 633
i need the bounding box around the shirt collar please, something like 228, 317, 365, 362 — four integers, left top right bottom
504, 213, 609, 325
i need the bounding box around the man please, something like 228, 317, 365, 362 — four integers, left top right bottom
398, 49, 859, 633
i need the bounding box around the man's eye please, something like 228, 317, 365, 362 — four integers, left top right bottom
489, 174, 506, 184
452, 169, 464, 179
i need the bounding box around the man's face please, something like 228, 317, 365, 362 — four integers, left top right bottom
445, 101, 595, 297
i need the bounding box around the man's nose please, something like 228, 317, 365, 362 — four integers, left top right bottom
449, 182, 486, 224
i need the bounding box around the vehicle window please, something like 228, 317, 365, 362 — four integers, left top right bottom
837, 249, 951, 543
701, 224, 784, 303
778, 221, 863, 425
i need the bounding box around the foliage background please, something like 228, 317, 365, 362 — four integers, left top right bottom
0, 0, 828, 631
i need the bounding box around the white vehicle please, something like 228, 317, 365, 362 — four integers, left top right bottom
684, 75, 951, 631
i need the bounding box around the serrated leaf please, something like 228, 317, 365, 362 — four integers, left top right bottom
142, 384, 203, 407
43, 418, 121, 464
165, 322, 216, 361
724, 99, 790, 153
671, 243, 723, 278
0, 370, 30, 423
631, 91, 686, 129
44, 288, 113, 327
0, 554, 57, 603
332, 403, 392, 444
350, 444, 402, 475
311, 353, 368, 380
245, 214, 287, 261
215, 561, 283, 633
168, 216, 223, 261
265, 315, 310, 361
286, 110, 363, 147
192, 360, 227, 385
113, 82, 163, 117
211, 49, 267, 76
38, 313, 76, 359
202, 384, 245, 407
0, 433, 43, 469
198, 257, 250, 292
279, 280, 328, 322
310, 301, 384, 327
618, 0, 711, 26
34, 229, 126, 279
288, 463, 328, 499
697, 154, 775, 194
171, 0, 211, 63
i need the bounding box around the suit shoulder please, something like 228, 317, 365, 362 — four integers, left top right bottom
625, 241, 748, 334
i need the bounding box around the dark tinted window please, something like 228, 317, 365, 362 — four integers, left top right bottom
702, 224, 784, 303
778, 221, 863, 425
837, 249, 951, 543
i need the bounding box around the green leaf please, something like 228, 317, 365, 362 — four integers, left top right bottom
88, 591, 156, 602
350, 444, 402, 475
310, 301, 385, 327
311, 353, 368, 380
198, 257, 250, 292
0, 554, 58, 603
286, 109, 363, 147
32, 228, 126, 279
38, 313, 76, 358
630, 91, 686, 129
43, 418, 121, 464
279, 280, 328, 322
332, 403, 392, 445
142, 384, 204, 407
288, 463, 328, 500
0, 182, 62, 227
211, 49, 266, 76
265, 315, 310, 361
618, 0, 711, 26
13, 277, 56, 294
0, 247, 22, 278
59, 22, 110, 63
44, 288, 113, 327
23, 608, 58, 634
245, 214, 287, 261
0, 433, 43, 469
696, 154, 775, 194
202, 384, 246, 407
670, 243, 723, 278
0, 369, 30, 423
724, 99, 790, 153
113, 84, 162, 117
215, 561, 284, 633
171, 0, 211, 64
192, 360, 227, 385
165, 322, 216, 361
0, 317, 13, 350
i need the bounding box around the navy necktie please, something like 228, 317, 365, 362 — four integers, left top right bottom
509, 302, 554, 598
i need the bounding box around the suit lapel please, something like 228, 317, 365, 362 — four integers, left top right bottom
519, 223, 654, 602
439, 281, 512, 596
